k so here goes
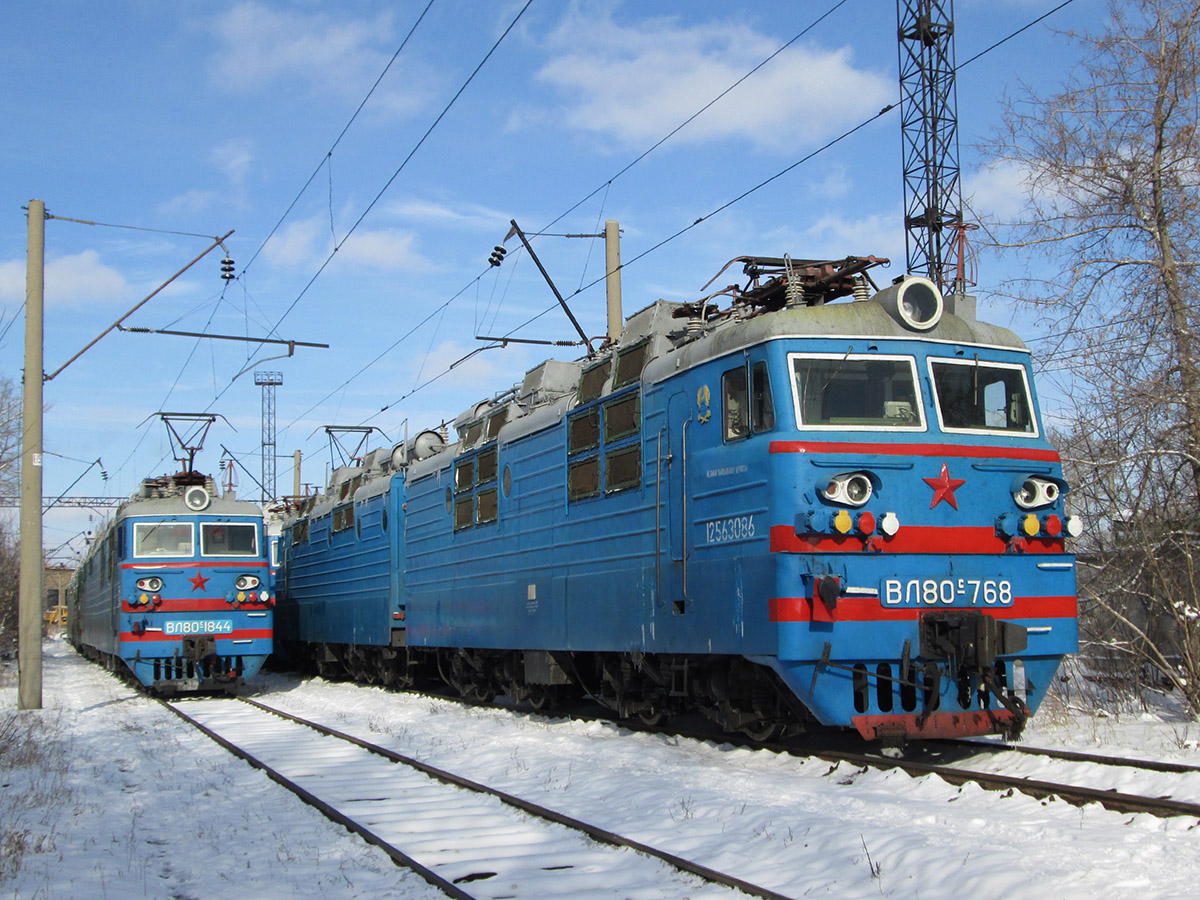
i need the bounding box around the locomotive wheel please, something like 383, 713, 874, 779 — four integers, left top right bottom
636, 707, 669, 727
740, 720, 783, 742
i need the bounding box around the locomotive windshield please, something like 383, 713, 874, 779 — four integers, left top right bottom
929, 358, 1037, 435
200, 522, 259, 556
790, 353, 923, 430
133, 522, 194, 557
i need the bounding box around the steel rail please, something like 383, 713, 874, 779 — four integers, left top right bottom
927, 737, 1200, 775
163, 699, 476, 900
257, 675, 1200, 822
238, 696, 796, 900
798, 747, 1200, 820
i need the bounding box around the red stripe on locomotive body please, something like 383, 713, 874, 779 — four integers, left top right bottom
769, 524, 1064, 555
768, 440, 1062, 462
122, 560, 268, 570
768, 594, 1077, 623
118, 628, 272, 643
123, 598, 270, 612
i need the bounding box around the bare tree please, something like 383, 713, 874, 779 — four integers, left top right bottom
0, 376, 18, 655
985, 0, 1200, 714
0, 375, 17, 497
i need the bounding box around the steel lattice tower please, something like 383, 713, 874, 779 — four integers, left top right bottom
255, 371, 283, 504
897, 0, 962, 289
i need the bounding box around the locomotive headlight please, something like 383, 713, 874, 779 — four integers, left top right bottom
1013, 476, 1061, 510
136, 576, 163, 592
871, 275, 943, 331
820, 472, 874, 507
234, 575, 260, 591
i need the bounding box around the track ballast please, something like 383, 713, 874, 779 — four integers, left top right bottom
166, 697, 793, 900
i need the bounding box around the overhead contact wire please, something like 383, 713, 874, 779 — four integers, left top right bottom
238, 0, 439, 278
261, 0, 535, 343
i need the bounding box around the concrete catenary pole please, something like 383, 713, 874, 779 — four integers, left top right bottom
19, 200, 45, 710
604, 220, 622, 342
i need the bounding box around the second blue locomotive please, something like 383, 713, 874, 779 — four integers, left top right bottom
68, 470, 274, 695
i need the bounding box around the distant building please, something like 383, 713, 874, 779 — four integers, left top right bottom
44, 564, 74, 626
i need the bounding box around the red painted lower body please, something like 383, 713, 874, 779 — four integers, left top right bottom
852, 709, 1021, 741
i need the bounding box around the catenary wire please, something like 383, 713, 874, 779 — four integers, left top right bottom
256, 0, 535, 346
140, 0, 1078, 473
363, 0, 1082, 422
237, 0, 439, 279
170, 2, 534, 453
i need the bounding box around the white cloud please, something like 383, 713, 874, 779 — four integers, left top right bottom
262, 217, 432, 272
964, 160, 1034, 222
157, 138, 256, 217
528, 6, 894, 153
385, 198, 512, 233
752, 211, 903, 272
206, 2, 435, 117
211, 138, 255, 189
32, 251, 130, 308
809, 164, 854, 201
157, 188, 223, 218
0, 260, 26, 310
263, 217, 324, 267
337, 228, 432, 271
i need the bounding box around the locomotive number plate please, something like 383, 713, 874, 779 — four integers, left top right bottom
703, 515, 758, 545
163, 619, 234, 636
881, 578, 1014, 608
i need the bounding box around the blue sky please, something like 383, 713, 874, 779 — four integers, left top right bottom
1, 0, 1100, 560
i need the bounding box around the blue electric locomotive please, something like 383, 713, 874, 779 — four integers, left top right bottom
277, 256, 1078, 742
68, 470, 274, 695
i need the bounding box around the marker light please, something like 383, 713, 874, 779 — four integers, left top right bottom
996, 513, 1020, 538
880, 512, 900, 536
1044, 515, 1063, 537
234, 575, 261, 591
820, 472, 874, 507
1022, 514, 1040, 537
857, 511, 877, 534
136, 576, 163, 592
1065, 515, 1084, 538
833, 509, 853, 534
1014, 476, 1060, 510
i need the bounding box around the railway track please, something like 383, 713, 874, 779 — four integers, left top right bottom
798, 745, 1200, 820
164, 696, 794, 900
262, 679, 1200, 823
931, 736, 1200, 776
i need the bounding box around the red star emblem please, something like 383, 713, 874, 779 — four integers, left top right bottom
188, 571, 210, 592
924, 462, 966, 509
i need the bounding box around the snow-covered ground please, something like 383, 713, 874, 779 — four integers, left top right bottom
3, 638, 1198, 900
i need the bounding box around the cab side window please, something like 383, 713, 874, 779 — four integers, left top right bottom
723, 366, 748, 441
724, 361, 775, 440
751, 361, 774, 433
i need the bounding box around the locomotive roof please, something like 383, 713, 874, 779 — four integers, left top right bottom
644, 292, 1027, 381
118, 472, 261, 519
296, 277, 1032, 503
117, 494, 262, 519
